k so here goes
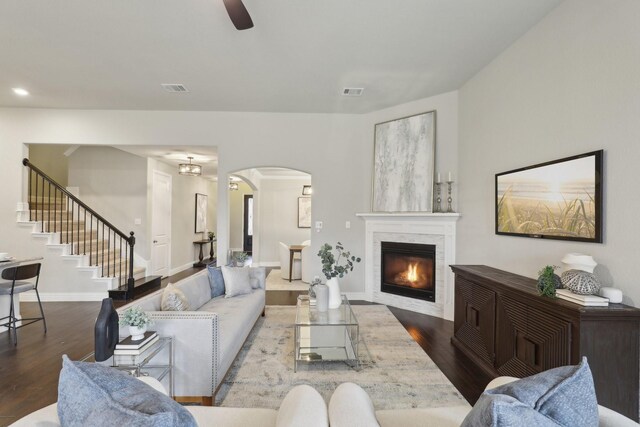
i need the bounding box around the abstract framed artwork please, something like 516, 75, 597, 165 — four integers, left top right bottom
495, 150, 603, 242
195, 193, 208, 233
298, 197, 311, 228
372, 110, 436, 212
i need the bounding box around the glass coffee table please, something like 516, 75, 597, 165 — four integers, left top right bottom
294, 294, 359, 372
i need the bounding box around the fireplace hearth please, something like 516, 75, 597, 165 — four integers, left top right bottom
381, 241, 435, 302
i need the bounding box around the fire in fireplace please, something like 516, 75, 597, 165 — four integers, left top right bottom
381, 241, 435, 302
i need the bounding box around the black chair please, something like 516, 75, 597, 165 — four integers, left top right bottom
0, 263, 47, 345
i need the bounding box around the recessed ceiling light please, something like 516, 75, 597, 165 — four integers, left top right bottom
12, 88, 29, 96
342, 87, 364, 96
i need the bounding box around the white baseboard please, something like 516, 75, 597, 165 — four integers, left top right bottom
20, 291, 107, 302
170, 262, 195, 276
254, 261, 280, 267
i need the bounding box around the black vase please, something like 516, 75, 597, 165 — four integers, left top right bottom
94, 298, 119, 362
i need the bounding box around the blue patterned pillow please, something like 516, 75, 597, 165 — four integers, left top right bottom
57, 355, 196, 427
462, 358, 598, 427
207, 265, 225, 298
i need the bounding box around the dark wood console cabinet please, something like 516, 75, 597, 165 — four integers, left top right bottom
451, 265, 640, 420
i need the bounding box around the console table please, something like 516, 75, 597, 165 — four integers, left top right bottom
193, 239, 216, 267
450, 265, 640, 421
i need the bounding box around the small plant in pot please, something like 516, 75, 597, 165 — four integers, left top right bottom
537, 265, 562, 298
208, 231, 215, 241
121, 306, 153, 340
318, 242, 361, 309
233, 251, 249, 267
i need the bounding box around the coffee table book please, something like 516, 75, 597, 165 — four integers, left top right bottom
114, 336, 159, 355
116, 331, 158, 349
555, 289, 609, 306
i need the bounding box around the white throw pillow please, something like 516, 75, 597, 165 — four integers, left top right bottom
161, 283, 190, 311
222, 266, 252, 298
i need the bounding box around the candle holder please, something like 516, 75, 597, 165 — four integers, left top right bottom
434, 182, 442, 213
446, 180, 455, 213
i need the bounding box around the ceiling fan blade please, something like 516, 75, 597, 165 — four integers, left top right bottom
222, 0, 254, 30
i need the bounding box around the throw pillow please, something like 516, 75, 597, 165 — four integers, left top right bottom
221, 266, 252, 298
207, 265, 226, 298
57, 355, 196, 427
248, 266, 266, 289
161, 283, 190, 311
461, 357, 598, 427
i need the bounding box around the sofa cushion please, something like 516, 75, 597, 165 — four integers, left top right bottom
177, 270, 212, 309
57, 355, 196, 427
161, 283, 190, 311
207, 265, 226, 298
222, 266, 253, 298
249, 267, 266, 289
461, 358, 598, 427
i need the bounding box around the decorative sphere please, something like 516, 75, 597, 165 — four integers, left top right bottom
561, 269, 601, 295
537, 274, 563, 293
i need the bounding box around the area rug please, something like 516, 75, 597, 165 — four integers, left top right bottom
265, 269, 308, 291
217, 305, 468, 410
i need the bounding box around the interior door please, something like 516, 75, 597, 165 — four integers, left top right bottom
151, 170, 171, 277
243, 195, 253, 254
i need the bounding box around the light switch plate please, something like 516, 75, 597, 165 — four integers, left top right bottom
134, 218, 142, 225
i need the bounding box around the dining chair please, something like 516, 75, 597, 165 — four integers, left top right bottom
0, 263, 47, 345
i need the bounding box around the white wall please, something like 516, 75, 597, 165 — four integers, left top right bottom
67, 146, 149, 258
457, 0, 640, 306
28, 144, 70, 188
0, 89, 460, 294
258, 177, 312, 264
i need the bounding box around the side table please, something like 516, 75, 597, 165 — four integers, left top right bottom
81, 336, 174, 397
194, 239, 216, 267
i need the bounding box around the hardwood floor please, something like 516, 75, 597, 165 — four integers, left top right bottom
0, 278, 489, 425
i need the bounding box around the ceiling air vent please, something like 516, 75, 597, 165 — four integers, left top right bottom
161, 84, 189, 93
342, 87, 364, 96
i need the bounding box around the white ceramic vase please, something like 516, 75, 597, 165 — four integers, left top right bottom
561, 253, 597, 273
315, 283, 329, 312
327, 277, 342, 309
129, 324, 147, 341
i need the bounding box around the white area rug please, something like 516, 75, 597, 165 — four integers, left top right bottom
217, 305, 468, 410
265, 269, 308, 291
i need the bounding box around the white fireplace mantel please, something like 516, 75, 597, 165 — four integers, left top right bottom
357, 212, 460, 320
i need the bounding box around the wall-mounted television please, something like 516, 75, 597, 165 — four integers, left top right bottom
495, 150, 603, 243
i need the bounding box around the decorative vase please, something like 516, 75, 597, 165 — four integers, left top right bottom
315, 283, 329, 312
327, 277, 342, 309
129, 324, 147, 341
561, 253, 597, 273
95, 298, 119, 362
561, 269, 601, 295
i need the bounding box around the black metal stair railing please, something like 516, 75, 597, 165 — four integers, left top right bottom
23, 158, 136, 299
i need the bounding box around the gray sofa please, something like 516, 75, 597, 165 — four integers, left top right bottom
116, 267, 266, 403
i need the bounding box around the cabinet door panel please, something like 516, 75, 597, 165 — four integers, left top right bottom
454, 277, 495, 365
496, 296, 571, 377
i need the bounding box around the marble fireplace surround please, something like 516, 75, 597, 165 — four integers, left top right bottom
356, 213, 460, 321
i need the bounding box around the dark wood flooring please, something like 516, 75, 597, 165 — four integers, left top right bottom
0, 270, 489, 425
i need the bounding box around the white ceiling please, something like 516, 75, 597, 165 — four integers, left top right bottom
0, 0, 562, 113
116, 145, 218, 180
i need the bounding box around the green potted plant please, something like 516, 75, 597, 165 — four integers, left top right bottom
208, 231, 215, 241
537, 265, 562, 298
120, 306, 153, 340
318, 242, 361, 308
233, 251, 249, 267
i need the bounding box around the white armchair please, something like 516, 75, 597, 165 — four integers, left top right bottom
279, 242, 302, 280
301, 245, 313, 283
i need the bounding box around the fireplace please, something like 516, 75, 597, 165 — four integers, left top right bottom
381, 241, 435, 302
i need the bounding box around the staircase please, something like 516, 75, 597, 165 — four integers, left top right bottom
18, 158, 148, 298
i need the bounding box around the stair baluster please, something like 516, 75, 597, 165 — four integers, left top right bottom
23, 158, 138, 299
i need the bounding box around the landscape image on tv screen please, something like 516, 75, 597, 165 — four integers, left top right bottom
496, 151, 602, 242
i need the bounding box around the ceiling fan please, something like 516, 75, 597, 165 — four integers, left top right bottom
222, 0, 254, 30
